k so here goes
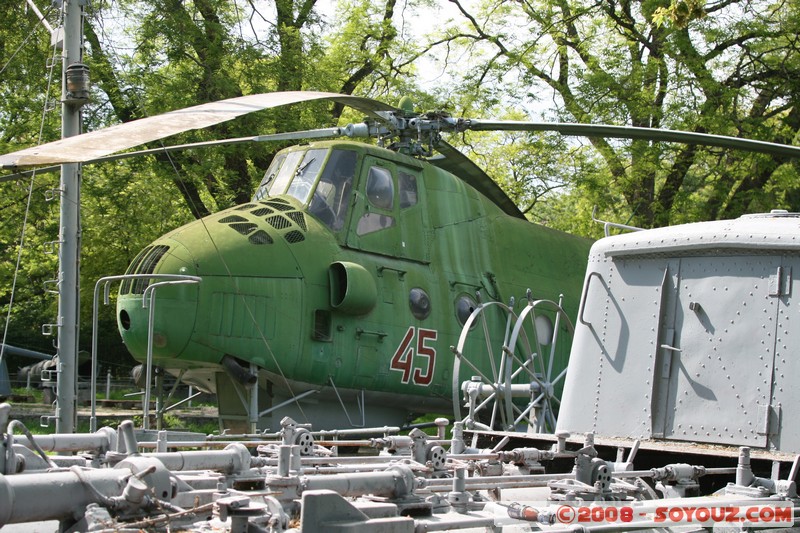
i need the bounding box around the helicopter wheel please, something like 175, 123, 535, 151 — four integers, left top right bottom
452, 299, 520, 432
452, 294, 575, 434
505, 295, 575, 434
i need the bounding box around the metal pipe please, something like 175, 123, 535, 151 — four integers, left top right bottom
119, 420, 139, 455
12, 426, 116, 453
300, 464, 416, 499
257, 389, 318, 417
412, 516, 497, 531
54, 0, 88, 435
313, 426, 400, 437
0, 344, 53, 361
90, 274, 200, 432
141, 279, 201, 429
0, 468, 126, 525
143, 443, 252, 474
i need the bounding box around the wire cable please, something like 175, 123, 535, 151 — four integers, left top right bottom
86, 6, 307, 422
1, 3, 63, 368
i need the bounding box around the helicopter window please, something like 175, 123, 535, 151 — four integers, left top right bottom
366, 166, 394, 210
455, 295, 478, 329
398, 171, 418, 208
268, 150, 304, 197
308, 149, 357, 231
286, 149, 327, 204
356, 213, 395, 235
409, 288, 431, 320
253, 153, 287, 200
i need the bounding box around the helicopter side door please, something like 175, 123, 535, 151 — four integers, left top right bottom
345, 156, 430, 263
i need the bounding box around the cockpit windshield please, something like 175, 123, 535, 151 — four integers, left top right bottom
252, 148, 358, 231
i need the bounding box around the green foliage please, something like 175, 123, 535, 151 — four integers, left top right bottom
1, 0, 416, 369
2, 0, 800, 375
428, 0, 800, 232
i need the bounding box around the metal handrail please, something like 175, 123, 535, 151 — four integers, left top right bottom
90, 274, 201, 432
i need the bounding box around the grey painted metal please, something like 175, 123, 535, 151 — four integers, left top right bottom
0, 93, 395, 169
557, 212, 800, 453
465, 120, 800, 159
90, 274, 202, 432
0, 344, 54, 361
55, 0, 86, 435
0, 468, 126, 525
1, 407, 798, 532
298, 490, 414, 533
143, 443, 253, 474
597, 211, 800, 256
279, 464, 417, 500
12, 426, 116, 454
141, 279, 202, 430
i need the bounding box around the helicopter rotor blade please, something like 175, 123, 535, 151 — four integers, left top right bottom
0, 127, 347, 184
113, 126, 347, 160
430, 140, 525, 219
0, 92, 397, 169
462, 120, 800, 159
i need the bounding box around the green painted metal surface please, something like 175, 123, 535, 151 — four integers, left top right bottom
116, 140, 591, 422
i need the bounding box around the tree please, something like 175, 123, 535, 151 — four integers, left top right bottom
0, 0, 431, 372
435, 0, 800, 229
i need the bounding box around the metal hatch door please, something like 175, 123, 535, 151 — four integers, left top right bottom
660, 256, 781, 447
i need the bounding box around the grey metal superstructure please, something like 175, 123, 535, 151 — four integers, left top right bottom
3, 213, 800, 531
558, 211, 800, 452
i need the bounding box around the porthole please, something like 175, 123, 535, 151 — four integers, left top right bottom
409, 288, 431, 320
119, 309, 131, 331
455, 295, 478, 328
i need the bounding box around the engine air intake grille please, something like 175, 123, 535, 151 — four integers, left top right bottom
249, 230, 273, 245
230, 222, 257, 235
267, 215, 291, 230
286, 211, 307, 231
265, 201, 293, 212
285, 230, 305, 244
120, 245, 170, 294
219, 215, 246, 224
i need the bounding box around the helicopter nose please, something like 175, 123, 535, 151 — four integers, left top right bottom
117, 239, 199, 360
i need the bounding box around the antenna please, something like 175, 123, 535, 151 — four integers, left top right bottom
54, 0, 89, 433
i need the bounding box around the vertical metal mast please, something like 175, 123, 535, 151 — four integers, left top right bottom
56, 0, 88, 434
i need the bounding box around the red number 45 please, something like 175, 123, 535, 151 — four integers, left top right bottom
390, 327, 438, 386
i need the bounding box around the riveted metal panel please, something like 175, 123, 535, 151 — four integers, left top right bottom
558, 254, 664, 439
650, 260, 681, 438
662, 256, 779, 447
771, 259, 797, 452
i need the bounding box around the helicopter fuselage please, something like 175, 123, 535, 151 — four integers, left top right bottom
116, 140, 590, 430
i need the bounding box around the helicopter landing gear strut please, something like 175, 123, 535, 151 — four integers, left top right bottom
452, 291, 574, 436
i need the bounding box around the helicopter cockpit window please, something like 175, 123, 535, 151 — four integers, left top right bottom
308, 149, 357, 231
252, 153, 287, 201
357, 164, 397, 236
399, 171, 418, 208
266, 150, 304, 198
366, 166, 394, 209
285, 148, 327, 204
